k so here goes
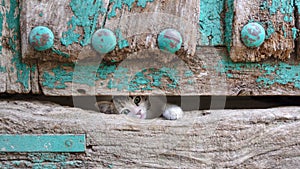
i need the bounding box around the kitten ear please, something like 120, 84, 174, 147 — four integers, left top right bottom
95, 101, 118, 114
145, 97, 151, 109
142, 96, 149, 101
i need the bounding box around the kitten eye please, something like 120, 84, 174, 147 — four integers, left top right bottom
121, 109, 130, 115
134, 96, 141, 105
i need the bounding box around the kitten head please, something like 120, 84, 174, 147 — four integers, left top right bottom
113, 96, 150, 119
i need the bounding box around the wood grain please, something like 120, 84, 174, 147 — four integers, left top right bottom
0, 1, 7, 93
20, 0, 109, 62
1, 0, 34, 94
104, 0, 199, 62
1, 100, 299, 168
230, 0, 295, 62
38, 47, 300, 96
296, 4, 300, 57
21, 0, 199, 63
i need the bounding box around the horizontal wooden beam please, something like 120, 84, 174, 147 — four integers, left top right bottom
38, 47, 300, 96
1, 100, 299, 168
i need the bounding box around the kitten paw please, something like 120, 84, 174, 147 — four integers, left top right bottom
163, 105, 183, 120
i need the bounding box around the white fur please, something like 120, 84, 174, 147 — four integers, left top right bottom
162, 104, 183, 120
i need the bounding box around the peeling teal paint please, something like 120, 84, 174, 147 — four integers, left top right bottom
199, 0, 224, 45
6, 0, 31, 90
61, 0, 154, 47
0, 5, 3, 54
60, 0, 107, 47
282, 25, 287, 37
43, 64, 85, 89
129, 70, 153, 91
260, 0, 294, 23
225, 0, 234, 51
292, 27, 298, 40
185, 70, 195, 84
28, 153, 69, 163
106, 66, 180, 91
115, 28, 129, 49
52, 48, 70, 58
42, 63, 116, 89
0, 66, 6, 72
184, 70, 193, 78
0, 153, 84, 169
296, 0, 300, 13
108, 0, 154, 19
265, 21, 275, 39
32, 164, 57, 169
130, 67, 179, 91
257, 63, 300, 89
218, 56, 300, 89
42, 63, 181, 91
136, 0, 154, 8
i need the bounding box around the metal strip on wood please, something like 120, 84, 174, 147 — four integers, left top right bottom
0, 134, 86, 152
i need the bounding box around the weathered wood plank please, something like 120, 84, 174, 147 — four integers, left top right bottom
38, 50, 200, 96
230, 0, 295, 62
0, 1, 7, 93
103, 0, 199, 62
1, 101, 300, 168
199, 0, 225, 46
20, 0, 110, 62
38, 47, 300, 96
295, 1, 300, 57
0, 0, 36, 94
21, 0, 199, 63
3, 0, 300, 95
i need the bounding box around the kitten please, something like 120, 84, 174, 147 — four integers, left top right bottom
95, 96, 183, 120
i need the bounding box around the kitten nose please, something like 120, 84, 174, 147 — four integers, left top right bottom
136, 110, 141, 115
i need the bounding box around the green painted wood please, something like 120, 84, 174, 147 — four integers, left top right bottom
0, 134, 85, 152
295, 0, 300, 57
199, 0, 225, 46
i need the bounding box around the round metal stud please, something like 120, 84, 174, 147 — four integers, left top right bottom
65, 139, 73, 148
29, 26, 54, 51
241, 22, 266, 48
158, 29, 182, 53
91, 28, 117, 54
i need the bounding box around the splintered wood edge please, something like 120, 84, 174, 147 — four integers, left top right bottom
296, 6, 300, 57
1, 100, 300, 168
38, 47, 300, 96
21, 0, 198, 62
230, 0, 295, 62
20, 0, 110, 62
1, 0, 32, 94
